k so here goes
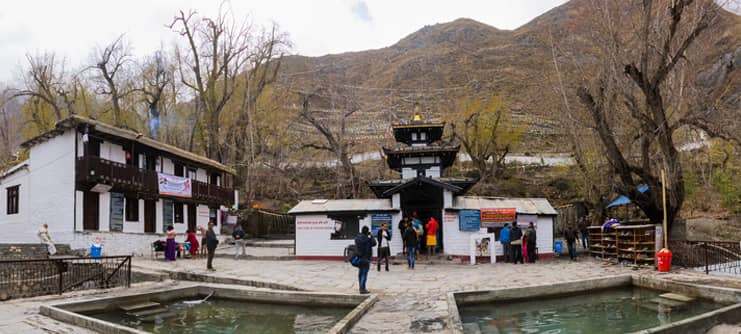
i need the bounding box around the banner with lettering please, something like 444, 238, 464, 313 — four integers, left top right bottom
480, 208, 516, 227
158, 173, 192, 198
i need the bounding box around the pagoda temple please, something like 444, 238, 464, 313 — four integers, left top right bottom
368, 111, 476, 231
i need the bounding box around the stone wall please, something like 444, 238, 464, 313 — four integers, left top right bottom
0, 243, 83, 260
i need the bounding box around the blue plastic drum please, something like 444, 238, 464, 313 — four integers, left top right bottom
554, 240, 563, 254
90, 244, 102, 258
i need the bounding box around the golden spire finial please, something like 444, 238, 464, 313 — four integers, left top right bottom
413, 103, 422, 121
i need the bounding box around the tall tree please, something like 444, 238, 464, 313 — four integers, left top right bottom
90, 35, 135, 126
297, 87, 361, 198
571, 0, 740, 230
169, 8, 253, 161
447, 95, 523, 182
14, 53, 82, 131
139, 50, 173, 139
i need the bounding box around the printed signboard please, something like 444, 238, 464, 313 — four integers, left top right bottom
371, 213, 393, 238
158, 173, 192, 198
480, 208, 516, 227
459, 210, 481, 231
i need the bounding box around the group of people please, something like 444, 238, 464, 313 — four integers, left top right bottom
399, 213, 439, 270
351, 213, 439, 294
498, 222, 538, 264
161, 221, 220, 271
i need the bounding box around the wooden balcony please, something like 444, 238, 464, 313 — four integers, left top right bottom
76, 156, 233, 206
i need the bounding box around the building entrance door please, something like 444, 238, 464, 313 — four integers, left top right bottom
187, 204, 197, 231
400, 184, 444, 251
82, 191, 99, 230
144, 200, 156, 233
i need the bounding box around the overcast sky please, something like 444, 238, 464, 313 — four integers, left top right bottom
0, 0, 570, 83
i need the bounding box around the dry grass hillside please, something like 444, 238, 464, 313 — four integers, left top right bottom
276, 0, 741, 153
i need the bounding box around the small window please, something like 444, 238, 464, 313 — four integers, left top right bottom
411, 133, 418, 141
174, 163, 184, 177
187, 168, 198, 180
174, 202, 184, 224
6, 185, 19, 215
125, 196, 139, 221
420, 132, 427, 140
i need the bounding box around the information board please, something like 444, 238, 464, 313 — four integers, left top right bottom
480, 208, 516, 227
371, 213, 393, 238
459, 210, 481, 231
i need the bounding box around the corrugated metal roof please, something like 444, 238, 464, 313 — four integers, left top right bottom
288, 199, 395, 214
452, 196, 558, 215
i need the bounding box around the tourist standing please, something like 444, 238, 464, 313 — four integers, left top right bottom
165, 225, 177, 261
425, 217, 439, 257
578, 217, 589, 249
510, 223, 524, 264
398, 217, 409, 255
412, 213, 424, 257
205, 222, 219, 271
404, 224, 418, 269
355, 226, 376, 294
526, 222, 537, 263
377, 223, 391, 271
564, 224, 578, 261
232, 224, 247, 258
199, 225, 208, 256
185, 229, 200, 258
499, 223, 511, 263
37, 223, 56, 256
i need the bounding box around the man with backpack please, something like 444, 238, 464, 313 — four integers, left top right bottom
510, 223, 524, 264
354, 226, 376, 294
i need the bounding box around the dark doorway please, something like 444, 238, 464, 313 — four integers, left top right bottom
83, 191, 99, 230
144, 200, 156, 233
399, 183, 444, 250
188, 204, 197, 231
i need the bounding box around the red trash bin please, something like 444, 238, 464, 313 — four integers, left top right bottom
657, 248, 672, 272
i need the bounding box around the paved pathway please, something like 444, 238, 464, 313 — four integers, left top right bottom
3, 255, 740, 334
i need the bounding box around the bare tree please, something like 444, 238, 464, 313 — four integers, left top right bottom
139, 50, 173, 139
297, 88, 361, 198
169, 7, 253, 161
15, 53, 81, 125
447, 96, 522, 182
572, 0, 739, 230
90, 35, 135, 126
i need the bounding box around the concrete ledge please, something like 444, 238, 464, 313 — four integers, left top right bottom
41, 284, 373, 334
447, 274, 741, 334
166, 270, 302, 291
453, 274, 632, 305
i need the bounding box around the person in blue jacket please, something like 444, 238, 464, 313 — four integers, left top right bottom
354, 226, 376, 294
500, 223, 511, 263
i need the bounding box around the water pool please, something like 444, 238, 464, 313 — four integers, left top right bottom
459, 286, 727, 334
86, 298, 352, 334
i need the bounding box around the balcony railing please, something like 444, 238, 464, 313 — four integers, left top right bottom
76, 156, 233, 205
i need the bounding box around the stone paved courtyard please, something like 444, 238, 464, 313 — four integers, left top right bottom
3, 252, 741, 334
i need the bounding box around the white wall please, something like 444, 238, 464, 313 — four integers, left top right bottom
295, 212, 402, 257
441, 210, 555, 256
0, 166, 30, 233
27, 132, 76, 242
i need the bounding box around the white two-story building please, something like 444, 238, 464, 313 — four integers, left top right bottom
0, 116, 236, 255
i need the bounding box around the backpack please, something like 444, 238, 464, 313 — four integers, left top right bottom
344, 244, 361, 267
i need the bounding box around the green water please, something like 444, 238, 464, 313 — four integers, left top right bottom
87, 298, 351, 334
459, 286, 726, 334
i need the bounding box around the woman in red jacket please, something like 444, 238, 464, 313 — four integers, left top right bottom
185, 229, 200, 258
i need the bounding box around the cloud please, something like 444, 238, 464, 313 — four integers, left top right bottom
350, 1, 372, 23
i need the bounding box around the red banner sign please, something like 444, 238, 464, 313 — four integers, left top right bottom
480, 208, 516, 227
